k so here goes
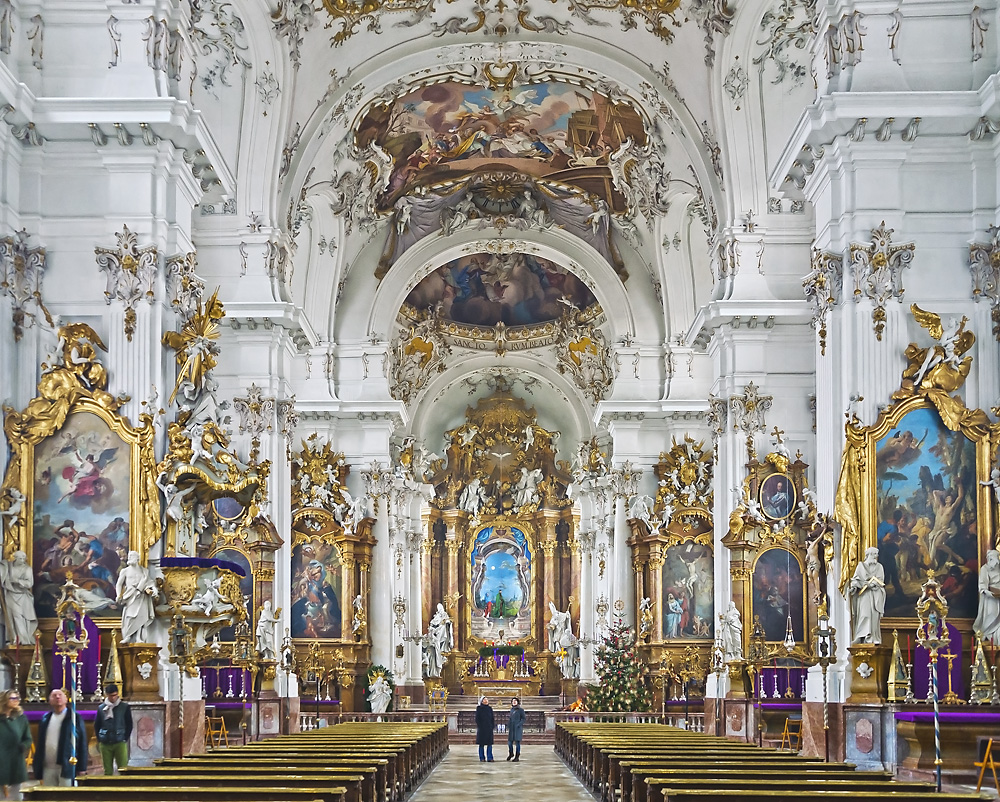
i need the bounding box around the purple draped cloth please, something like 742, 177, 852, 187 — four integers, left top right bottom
912, 623, 965, 701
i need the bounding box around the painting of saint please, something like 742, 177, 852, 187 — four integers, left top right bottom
661, 542, 714, 639
32, 411, 130, 618
759, 474, 794, 521
470, 525, 532, 641
211, 548, 253, 641
291, 539, 343, 639
874, 406, 978, 618
751, 549, 804, 642
357, 80, 646, 208
404, 252, 597, 329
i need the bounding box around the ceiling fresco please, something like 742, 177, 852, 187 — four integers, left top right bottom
357, 80, 646, 209
402, 251, 598, 328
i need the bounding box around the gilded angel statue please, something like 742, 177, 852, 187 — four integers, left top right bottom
902, 304, 975, 390
162, 287, 225, 404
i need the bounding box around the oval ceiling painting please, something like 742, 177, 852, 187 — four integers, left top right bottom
358, 80, 646, 208
404, 252, 598, 328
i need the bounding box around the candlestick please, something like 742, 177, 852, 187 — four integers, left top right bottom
772, 669, 779, 699
226, 671, 234, 698
907, 635, 911, 665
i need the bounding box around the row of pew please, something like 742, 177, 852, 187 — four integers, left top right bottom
556, 722, 984, 802
24, 721, 448, 802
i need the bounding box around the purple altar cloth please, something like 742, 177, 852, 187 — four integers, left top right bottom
50, 615, 100, 694
895, 711, 1000, 725
757, 667, 807, 699
912, 623, 964, 701
202, 666, 252, 699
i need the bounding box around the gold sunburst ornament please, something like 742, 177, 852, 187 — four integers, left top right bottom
162, 287, 225, 405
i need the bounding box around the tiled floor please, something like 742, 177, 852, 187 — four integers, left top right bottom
409, 744, 596, 802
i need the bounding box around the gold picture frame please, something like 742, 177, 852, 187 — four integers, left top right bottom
0, 324, 159, 618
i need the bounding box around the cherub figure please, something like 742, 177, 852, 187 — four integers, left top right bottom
905, 304, 975, 389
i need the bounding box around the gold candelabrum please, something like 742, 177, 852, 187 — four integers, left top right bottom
801, 597, 837, 761
54, 573, 89, 780
279, 629, 298, 734
231, 615, 257, 742
915, 572, 950, 792
167, 608, 198, 756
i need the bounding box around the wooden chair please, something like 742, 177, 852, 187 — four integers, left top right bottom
778, 717, 801, 752
976, 736, 999, 794
205, 713, 229, 748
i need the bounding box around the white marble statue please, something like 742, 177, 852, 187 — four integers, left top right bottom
638, 597, 652, 641
975, 550, 1000, 644
849, 546, 886, 644
255, 600, 278, 661
513, 468, 542, 509
424, 603, 454, 678
982, 466, 1000, 505
368, 674, 392, 715
0, 489, 25, 541
720, 601, 743, 662
459, 477, 485, 516
0, 550, 37, 646
547, 602, 580, 679
116, 550, 157, 643
352, 594, 364, 634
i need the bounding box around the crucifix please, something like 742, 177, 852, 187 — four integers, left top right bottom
771, 425, 785, 444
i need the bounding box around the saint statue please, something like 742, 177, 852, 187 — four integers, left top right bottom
849, 547, 886, 644
975, 549, 1000, 644
255, 600, 278, 661
116, 550, 157, 643
368, 674, 392, 715
547, 602, 580, 679
0, 551, 37, 646
424, 603, 454, 678
720, 601, 743, 662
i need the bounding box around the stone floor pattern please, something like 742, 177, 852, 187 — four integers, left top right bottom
408, 744, 595, 802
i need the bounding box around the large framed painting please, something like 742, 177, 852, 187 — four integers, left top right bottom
661, 542, 714, 640
874, 403, 983, 618
469, 521, 533, 643
751, 548, 805, 643
291, 537, 343, 639
839, 393, 997, 622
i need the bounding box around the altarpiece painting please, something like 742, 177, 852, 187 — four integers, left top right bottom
661, 542, 714, 640
470, 523, 532, 642
751, 548, 805, 643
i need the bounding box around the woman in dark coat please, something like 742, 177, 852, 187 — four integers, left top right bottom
475, 696, 495, 762
506, 697, 526, 761
0, 689, 32, 800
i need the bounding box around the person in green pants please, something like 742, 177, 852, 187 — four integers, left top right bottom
94, 685, 132, 775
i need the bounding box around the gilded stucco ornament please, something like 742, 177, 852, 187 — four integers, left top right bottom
162, 287, 225, 406
803, 248, 844, 356
968, 225, 1000, 341
0, 229, 46, 342
654, 436, 714, 530
388, 305, 451, 405
291, 434, 353, 532
553, 304, 614, 404
849, 221, 915, 341
0, 323, 159, 559
95, 224, 159, 341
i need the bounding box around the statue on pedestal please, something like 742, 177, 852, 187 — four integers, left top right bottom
368, 673, 392, 715
255, 600, 278, 661
424, 603, 454, 678
116, 551, 156, 643
0, 550, 38, 646
974, 549, 1000, 643
720, 601, 743, 662
547, 602, 580, 679
849, 547, 886, 644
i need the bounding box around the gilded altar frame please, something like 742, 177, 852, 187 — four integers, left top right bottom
1, 372, 158, 568
837, 392, 997, 622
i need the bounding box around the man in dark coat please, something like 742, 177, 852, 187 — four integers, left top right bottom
506, 697, 526, 761
34, 689, 87, 786
475, 696, 494, 762
94, 684, 133, 775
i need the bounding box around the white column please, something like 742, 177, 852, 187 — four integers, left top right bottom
613, 495, 633, 626
579, 539, 595, 681
407, 542, 423, 684
370, 496, 393, 667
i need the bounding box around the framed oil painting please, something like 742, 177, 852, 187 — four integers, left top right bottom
469, 522, 533, 642
210, 547, 253, 641
874, 405, 981, 618
751, 548, 805, 643
661, 542, 714, 640
759, 473, 796, 521
291, 537, 343, 639
29, 407, 152, 619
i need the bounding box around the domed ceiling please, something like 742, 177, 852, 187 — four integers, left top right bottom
402, 251, 598, 328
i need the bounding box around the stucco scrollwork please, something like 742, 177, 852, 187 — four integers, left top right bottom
969, 225, 1000, 341
0, 229, 47, 342
803, 248, 844, 355
95, 225, 159, 341
388, 305, 451, 405
553, 304, 614, 404
850, 221, 915, 341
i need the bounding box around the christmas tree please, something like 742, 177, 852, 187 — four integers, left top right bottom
585, 617, 652, 711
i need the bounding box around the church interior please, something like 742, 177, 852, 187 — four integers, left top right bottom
1, 0, 1000, 798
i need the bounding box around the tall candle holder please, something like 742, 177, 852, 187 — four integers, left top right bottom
915, 572, 950, 793
54, 573, 89, 783
904, 664, 915, 704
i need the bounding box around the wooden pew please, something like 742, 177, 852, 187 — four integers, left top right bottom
25, 786, 347, 802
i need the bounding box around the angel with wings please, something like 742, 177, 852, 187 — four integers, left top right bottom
907, 305, 975, 388
58, 443, 118, 504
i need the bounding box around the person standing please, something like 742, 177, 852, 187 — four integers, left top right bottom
94, 684, 132, 775
0, 690, 32, 800
33, 689, 87, 787
506, 697, 525, 762
475, 696, 494, 762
